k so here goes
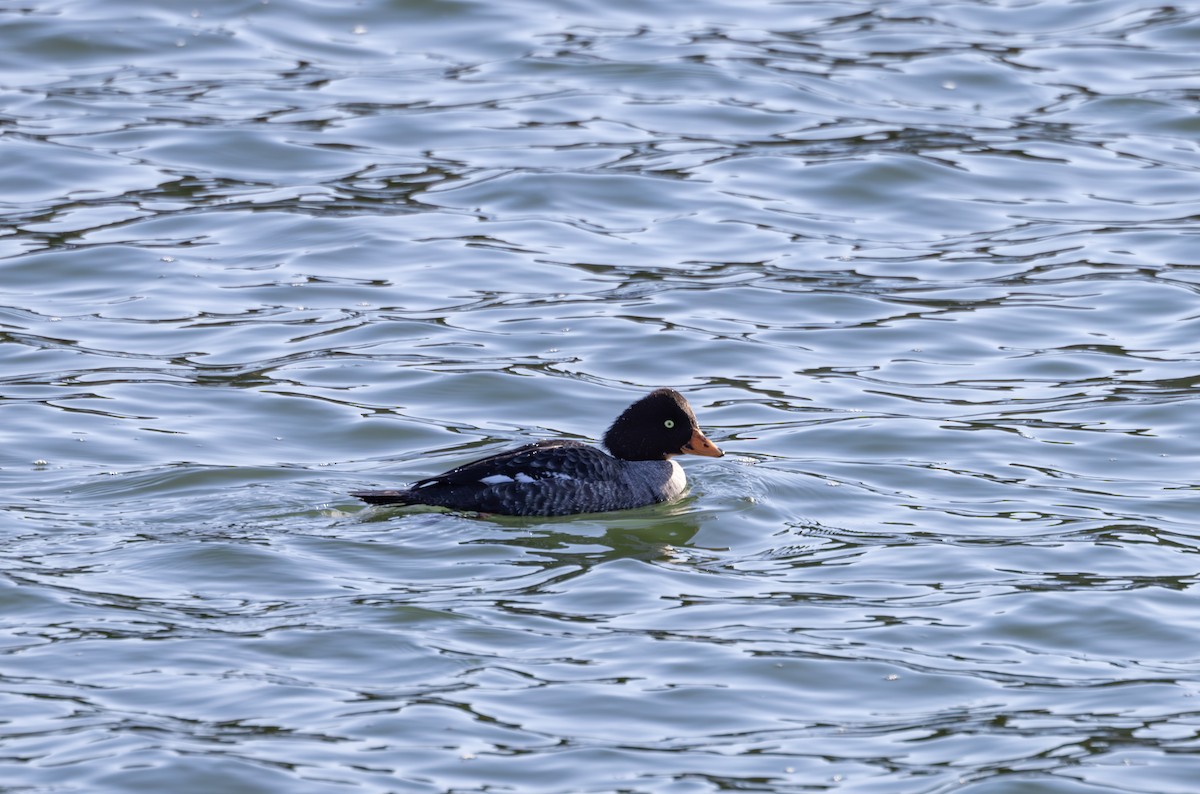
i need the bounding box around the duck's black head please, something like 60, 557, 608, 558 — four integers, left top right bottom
602, 388, 724, 461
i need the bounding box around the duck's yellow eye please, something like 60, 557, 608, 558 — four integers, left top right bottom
664, 419, 675, 429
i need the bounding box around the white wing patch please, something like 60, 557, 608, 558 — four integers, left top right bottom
479, 471, 573, 486
479, 474, 514, 485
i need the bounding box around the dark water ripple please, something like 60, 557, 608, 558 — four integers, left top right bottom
4, 0, 1200, 792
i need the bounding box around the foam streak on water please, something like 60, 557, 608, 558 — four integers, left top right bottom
2, 0, 1199, 792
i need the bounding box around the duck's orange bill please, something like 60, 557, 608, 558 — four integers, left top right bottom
682, 429, 724, 457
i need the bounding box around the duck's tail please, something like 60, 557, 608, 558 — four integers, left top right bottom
351, 490, 415, 505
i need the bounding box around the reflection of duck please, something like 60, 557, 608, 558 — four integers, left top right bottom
494, 508, 705, 566
353, 388, 723, 516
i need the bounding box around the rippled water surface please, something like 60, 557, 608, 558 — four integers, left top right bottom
3, 0, 1200, 791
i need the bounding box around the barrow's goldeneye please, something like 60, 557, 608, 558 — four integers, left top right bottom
352, 387, 723, 516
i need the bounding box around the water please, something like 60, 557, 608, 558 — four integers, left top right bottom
2, 0, 1199, 791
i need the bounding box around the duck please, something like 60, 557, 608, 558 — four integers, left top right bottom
352, 387, 723, 516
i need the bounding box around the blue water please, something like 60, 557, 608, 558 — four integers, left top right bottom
2, 0, 1199, 792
